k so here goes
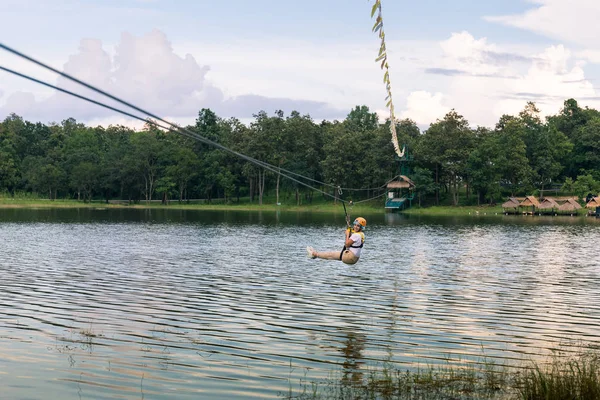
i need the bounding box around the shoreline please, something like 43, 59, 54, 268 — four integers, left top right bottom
0, 198, 575, 217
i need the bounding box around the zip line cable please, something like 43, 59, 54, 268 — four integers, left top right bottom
0, 43, 395, 201
0, 43, 340, 191
0, 44, 392, 194
0, 64, 390, 204
1, 43, 399, 194
0, 64, 351, 201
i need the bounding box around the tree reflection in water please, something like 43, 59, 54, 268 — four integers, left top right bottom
340, 330, 366, 387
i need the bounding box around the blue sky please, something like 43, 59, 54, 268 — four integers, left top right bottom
1, 0, 600, 128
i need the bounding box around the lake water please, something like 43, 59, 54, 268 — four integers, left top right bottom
1, 208, 600, 399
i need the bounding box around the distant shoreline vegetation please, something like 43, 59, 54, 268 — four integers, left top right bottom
2, 196, 592, 218
0, 99, 599, 209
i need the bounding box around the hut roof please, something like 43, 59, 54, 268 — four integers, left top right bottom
520, 195, 540, 208
586, 196, 600, 209
502, 197, 520, 208
538, 197, 560, 210
387, 175, 415, 189
558, 198, 582, 211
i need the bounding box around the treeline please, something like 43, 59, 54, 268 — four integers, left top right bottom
0, 99, 599, 206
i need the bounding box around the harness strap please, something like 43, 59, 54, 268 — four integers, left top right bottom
349, 232, 365, 248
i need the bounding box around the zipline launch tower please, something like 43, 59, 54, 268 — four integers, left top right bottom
385, 145, 415, 211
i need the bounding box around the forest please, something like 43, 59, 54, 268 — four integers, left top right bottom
0, 98, 599, 206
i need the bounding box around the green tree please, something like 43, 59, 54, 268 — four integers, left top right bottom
572, 116, 600, 177
416, 110, 474, 205
547, 98, 599, 178
166, 147, 200, 203
467, 128, 502, 204
411, 166, 436, 206
494, 115, 532, 195
573, 174, 600, 201
284, 111, 324, 205
63, 121, 101, 200
519, 103, 572, 194
562, 177, 574, 195
320, 121, 359, 203
130, 126, 162, 203
0, 119, 20, 195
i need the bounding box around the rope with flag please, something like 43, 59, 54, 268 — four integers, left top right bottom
371, 0, 405, 158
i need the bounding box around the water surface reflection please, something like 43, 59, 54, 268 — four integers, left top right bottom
1, 209, 599, 399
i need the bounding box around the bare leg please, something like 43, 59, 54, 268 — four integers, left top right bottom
314, 250, 342, 260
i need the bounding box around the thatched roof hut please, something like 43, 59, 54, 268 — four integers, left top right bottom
538, 197, 560, 210
386, 175, 415, 189
586, 196, 600, 209
519, 195, 540, 208
558, 198, 582, 211
502, 197, 520, 209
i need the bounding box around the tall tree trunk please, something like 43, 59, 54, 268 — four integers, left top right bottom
454, 176, 459, 206
435, 164, 439, 206
143, 176, 149, 203
466, 180, 470, 200
276, 166, 281, 205
258, 170, 265, 205
260, 170, 266, 204
148, 174, 155, 204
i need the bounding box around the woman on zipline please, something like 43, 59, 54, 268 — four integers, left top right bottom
307, 217, 367, 264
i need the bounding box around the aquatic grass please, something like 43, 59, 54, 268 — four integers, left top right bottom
515, 348, 600, 400
281, 360, 512, 400
281, 348, 600, 400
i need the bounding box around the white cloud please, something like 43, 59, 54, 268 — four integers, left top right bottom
439, 32, 499, 76
3, 27, 600, 130
399, 91, 449, 126
1, 30, 214, 122
412, 31, 600, 127
0, 30, 350, 123
485, 0, 600, 48
577, 50, 600, 64
494, 45, 597, 117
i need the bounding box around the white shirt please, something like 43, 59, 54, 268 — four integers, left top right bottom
347, 232, 363, 257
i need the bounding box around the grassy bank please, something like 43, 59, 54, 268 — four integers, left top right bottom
403, 205, 504, 216
0, 196, 383, 214
1, 196, 587, 217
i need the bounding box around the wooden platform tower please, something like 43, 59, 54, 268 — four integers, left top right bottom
385, 145, 416, 211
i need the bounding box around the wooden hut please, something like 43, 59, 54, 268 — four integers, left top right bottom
385, 175, 416, 210
585, 196, 600, 216
519, 195, 540, 214
586, 196, 600, 208
538, 197, 560, 215
502, 197, 520, 214
558, 198, 582, 216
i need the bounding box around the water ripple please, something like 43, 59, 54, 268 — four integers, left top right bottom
1, 214, 599, 399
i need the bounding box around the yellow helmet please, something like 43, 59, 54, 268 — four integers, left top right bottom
353, 217, 367, 229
